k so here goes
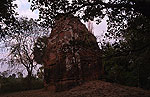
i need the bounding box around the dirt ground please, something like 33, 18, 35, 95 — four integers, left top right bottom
0, 80, 150, 97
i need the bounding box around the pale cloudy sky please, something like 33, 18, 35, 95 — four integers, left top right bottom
14, 0, 107, 38
14, 0, 39, 19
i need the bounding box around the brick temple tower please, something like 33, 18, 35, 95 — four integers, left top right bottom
43, 14, 103, 91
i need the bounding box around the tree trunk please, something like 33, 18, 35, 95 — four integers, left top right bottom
27, 70, 32, 89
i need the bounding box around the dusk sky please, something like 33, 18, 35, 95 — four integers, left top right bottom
14, 0, 107, 38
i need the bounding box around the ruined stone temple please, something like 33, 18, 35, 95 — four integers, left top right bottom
43, 14, 103, 91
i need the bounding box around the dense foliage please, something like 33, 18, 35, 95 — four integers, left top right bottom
30, 0, 150, 35
33, 36, 48, 64
102, 15, 150, 89
0, 0, 17, 38
0, 73, 43, 94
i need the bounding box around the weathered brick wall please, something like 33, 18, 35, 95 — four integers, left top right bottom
43, 14, 103, 91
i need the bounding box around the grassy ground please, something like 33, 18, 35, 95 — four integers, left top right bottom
0, 80, 150, 97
